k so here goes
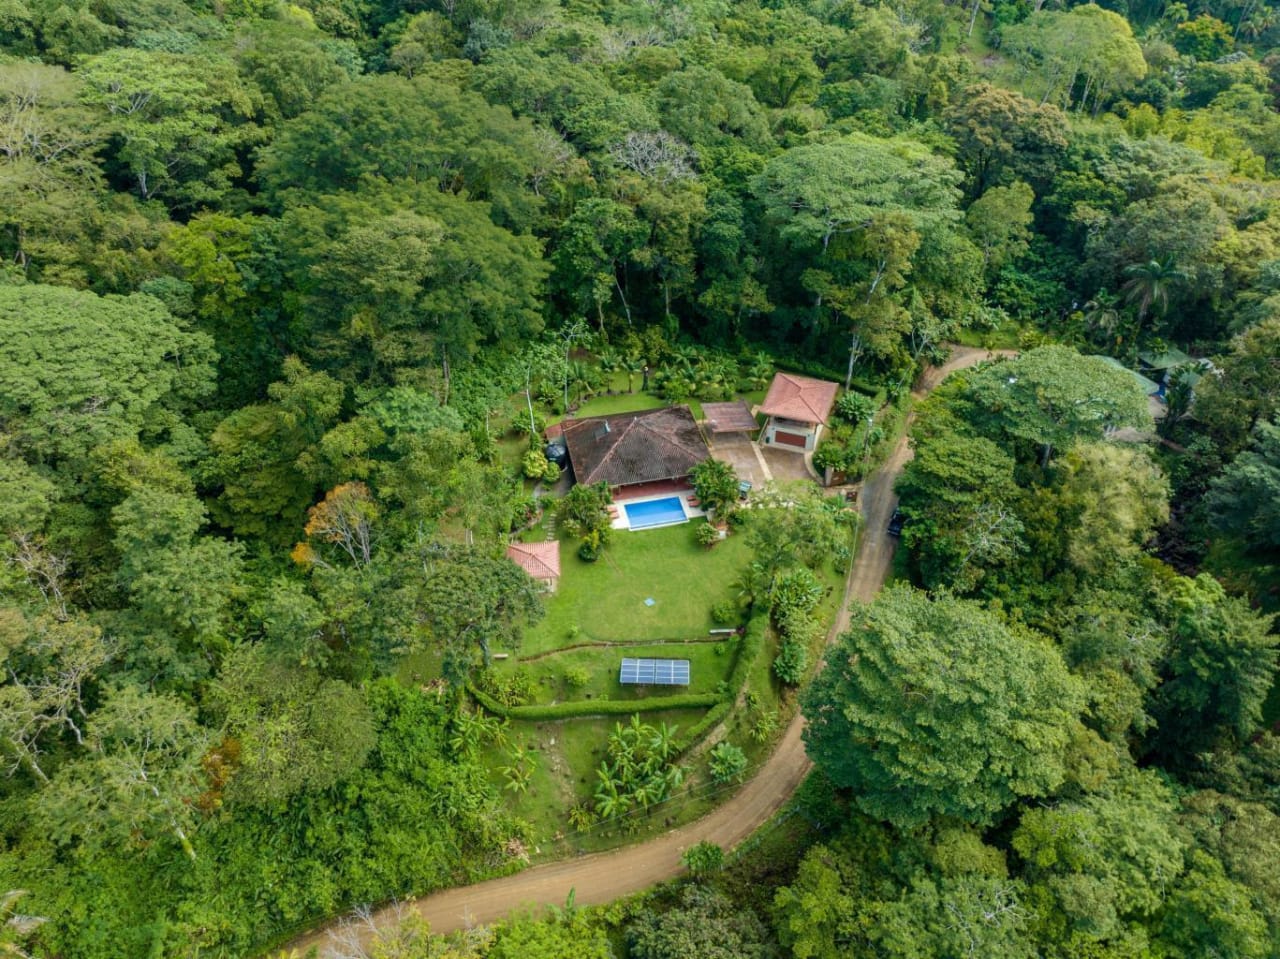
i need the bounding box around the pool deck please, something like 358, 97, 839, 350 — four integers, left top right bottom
608, 488, 706, 530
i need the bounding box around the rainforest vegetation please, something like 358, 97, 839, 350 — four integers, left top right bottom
1, 0, 1279, 953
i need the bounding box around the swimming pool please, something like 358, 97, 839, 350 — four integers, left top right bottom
622, 496, 688, 530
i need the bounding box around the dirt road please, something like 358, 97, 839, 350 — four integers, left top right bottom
288, 346, 1006, 957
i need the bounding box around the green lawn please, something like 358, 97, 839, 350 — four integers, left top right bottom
502, 639, 732, 704
521, 522, 751, 654
573, 389, 704, 421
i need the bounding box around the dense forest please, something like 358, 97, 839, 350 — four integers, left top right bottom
2, 0, 1280, 952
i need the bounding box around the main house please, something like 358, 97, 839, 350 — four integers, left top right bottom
559, 405, 710, 498
759, 372, 839, 453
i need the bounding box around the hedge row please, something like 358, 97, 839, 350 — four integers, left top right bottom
672, 701, 731, 754
469, 685, 722, 721
727, 613, 769, 695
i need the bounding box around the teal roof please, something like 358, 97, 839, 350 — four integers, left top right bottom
1138, 347, 1192, 370
1093, 355, 1162, 395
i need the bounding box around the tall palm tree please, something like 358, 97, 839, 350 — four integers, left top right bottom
1121, 257, 1187, 333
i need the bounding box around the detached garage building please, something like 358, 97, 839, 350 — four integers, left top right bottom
759, 372, 839, 453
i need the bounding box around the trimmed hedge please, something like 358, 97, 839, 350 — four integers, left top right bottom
672, 701, 731, 754
469, 685, 721, 720
727, 614, 768, 695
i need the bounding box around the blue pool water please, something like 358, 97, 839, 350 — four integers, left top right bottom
623, 496, 688, 530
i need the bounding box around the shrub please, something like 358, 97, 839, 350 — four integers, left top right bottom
773, 638, 808, 686
708, 741, 748, 783
564, 665, 590, 689
690, 458, 740, 515
477, 668, 535, 707
682, 841, 725, 875
771, 567, 823, 623
835, 390, 875, 424
695, 522, 720, 548
522, 448, 551, 480
542, 461, 561, 484
711, 600, 739, 626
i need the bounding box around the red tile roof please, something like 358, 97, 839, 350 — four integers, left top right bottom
506, 541, 560, 580
759, 373, 839, 425
561, 405, 709, 487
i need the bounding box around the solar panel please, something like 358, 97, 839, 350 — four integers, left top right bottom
619, 657, 690, 686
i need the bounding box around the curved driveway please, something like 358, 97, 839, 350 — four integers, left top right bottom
288, 347, 1003, 957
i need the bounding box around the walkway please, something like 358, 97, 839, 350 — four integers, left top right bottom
287, 346, 1005, 957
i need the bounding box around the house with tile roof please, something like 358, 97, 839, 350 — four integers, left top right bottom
759, 372, 839, 453
560, 405, 710, 495
505, 541, 561, 592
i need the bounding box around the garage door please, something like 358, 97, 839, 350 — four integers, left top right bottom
775, 430, 808, 448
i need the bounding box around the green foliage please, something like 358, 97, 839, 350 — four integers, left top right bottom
469, 686, 721, 722
628, 884, 773, 959
1173, 14, 1233, 60
802, 586, 1085, 828
594, 716, 684, 820
772, 638, 808, 686
690, 458, 740, 516
1205, 418, 1280, 553
682, 840, 725, 876
556, 482, 613, 540
1148, 573, 1278, 757
0, 284, 214, 472
708, 741, 748, 783
963, 345, 1152, 465
212, 646, 375, 807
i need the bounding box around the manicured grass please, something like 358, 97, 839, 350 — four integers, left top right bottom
572, 391, 667, 418
572, 390, 704, 421
521, 523, 751, 654
506, 640, 734, 704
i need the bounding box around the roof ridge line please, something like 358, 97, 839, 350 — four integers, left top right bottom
586, 415, 642, 483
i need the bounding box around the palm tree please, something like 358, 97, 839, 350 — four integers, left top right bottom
1121, 257, 1186, 334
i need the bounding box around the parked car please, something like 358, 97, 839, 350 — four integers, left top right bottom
887, 509, 906, 537
544, 439, 569, 468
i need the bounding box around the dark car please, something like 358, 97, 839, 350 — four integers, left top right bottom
544, 439, 569, 468
887, 509, 906, 537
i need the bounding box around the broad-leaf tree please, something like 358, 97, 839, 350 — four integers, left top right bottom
802, 586, 1084, 828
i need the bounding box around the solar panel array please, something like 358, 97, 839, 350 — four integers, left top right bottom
619, 657, 691, 686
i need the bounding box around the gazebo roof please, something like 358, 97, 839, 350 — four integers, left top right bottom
1138, 347, 1193, 370
1093, 355, 1162, 395
760, 373, 839, 425
506, 541, 561, 580
701, 400, 758, 434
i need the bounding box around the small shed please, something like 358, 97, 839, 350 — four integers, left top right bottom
759, 372, 839, 453
506, 541, 561, 592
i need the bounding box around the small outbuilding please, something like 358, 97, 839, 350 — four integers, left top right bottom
759, 372, 839, 453
505, 541, 561, 592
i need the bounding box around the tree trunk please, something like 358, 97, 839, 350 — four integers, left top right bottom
525, 369, 537, 438
614, 272, 633, 326
967, 0, 982, 36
